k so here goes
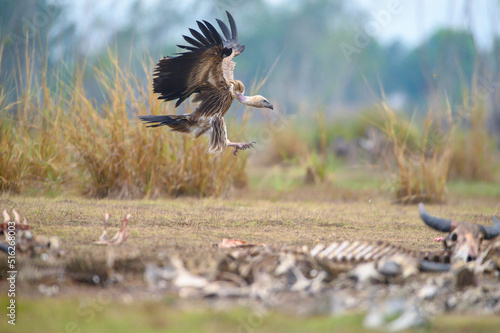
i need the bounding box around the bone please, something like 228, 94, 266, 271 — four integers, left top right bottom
355, 244, 376, 261
12, 209, 20, 224
334, 241, 360, 261
345, 243, 370, 261
2, 209, 10, 223
96, 213, 109, 243
94, 212, 130, 246
310, 244, 326, 257
327, 241, 350, 260
317, 242, 340, 258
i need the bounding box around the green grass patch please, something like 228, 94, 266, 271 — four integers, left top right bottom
332, 166, 386, 191
249, 166, 305, 191
448, 180, 500, 197
0, 297, 368, 333
1, 297, 499, 333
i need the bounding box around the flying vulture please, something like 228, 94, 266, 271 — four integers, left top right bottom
139, 11, 273, 155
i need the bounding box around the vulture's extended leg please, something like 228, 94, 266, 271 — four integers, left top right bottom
209, 115, 255, 155
227, 141, 256, 156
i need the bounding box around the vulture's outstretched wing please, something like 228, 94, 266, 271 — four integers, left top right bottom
153, 11, 245, 107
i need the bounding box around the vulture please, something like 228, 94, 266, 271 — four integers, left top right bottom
139, 11, 273, 155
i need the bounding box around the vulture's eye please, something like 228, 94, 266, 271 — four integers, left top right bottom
451, 233, 458, 241
264, 100, 268, 104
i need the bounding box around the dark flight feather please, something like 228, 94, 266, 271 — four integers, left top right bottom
189, 28, 211, 46
227, 11, 237, 40
177, 44, 197, 51
203, 21, 222, 44
152, 12, 244, 107
216, 19, 231, 40
183, 35, 205, 48
197, 21, 216, 44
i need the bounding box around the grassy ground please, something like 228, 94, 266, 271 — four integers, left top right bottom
1, 293, 500, 332
2, 188, 498, 257
0, 167, 499, 332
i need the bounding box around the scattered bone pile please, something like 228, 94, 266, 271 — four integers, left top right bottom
143, 237, 500, 330
1, 209, 63, 259
143, 204, 500, 297
141, 205, 500, 330
144, 237, 500, 297
93, 212, 132, 246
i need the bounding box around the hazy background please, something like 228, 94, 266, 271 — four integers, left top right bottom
1, 0, 499, 129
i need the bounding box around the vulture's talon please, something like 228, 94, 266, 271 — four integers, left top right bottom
228, 141, 256, 155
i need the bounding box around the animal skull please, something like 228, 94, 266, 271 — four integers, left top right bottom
418, 203, 500, 262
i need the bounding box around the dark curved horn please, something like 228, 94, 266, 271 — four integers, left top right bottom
419, 259, 450, 272
0, 243, 8, 254
418, 203, 453, 232
480, 216, 500, 240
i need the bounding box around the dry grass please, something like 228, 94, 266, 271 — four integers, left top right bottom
378, 101, 453, 204
258, 111, 337, 185
0, 119, 29, 192
260, 124, 309, 166
303, 111, 334, 184
0, 44, 246, 198
448, 78, 495, 181
377, 71, 499, 204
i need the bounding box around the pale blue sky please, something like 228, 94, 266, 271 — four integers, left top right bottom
64, 0, 500, 52
355, 0, 499, 49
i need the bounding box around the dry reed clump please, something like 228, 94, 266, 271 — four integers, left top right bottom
303, 111, 334, 184
447, 81, 494, 181
255, 110, 334, 184
0, 45, 247, 199
0, 43, 67, 193
378, 101, 453, 204
262, 126, 309, 166
0, 119, 29, 193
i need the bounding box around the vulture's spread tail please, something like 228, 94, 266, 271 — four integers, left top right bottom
138, 114, 193, 133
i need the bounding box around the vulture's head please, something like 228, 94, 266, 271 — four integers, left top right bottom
242, 95, 273, 110
419, 203, 500, 262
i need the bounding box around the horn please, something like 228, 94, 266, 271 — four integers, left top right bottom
419, 259, 450, 272
480, 216, 500, 240
418, 203, 453, 232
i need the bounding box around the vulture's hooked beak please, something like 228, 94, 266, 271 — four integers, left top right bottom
265, 101, 274, 110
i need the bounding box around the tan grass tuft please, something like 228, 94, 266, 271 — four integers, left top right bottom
378, 101, 453, 204
0, 44, 246, 198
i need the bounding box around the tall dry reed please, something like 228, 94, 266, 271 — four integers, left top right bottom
0, 44, 246, 198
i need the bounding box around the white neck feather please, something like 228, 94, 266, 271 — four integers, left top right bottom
236, 94, 261, 108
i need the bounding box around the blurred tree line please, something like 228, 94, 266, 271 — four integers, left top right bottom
1, 0, 499, 132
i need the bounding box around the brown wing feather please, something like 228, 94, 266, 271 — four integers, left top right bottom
192, 86, 234, 119
153, 11, 245, 110
153, 49, 223, 107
